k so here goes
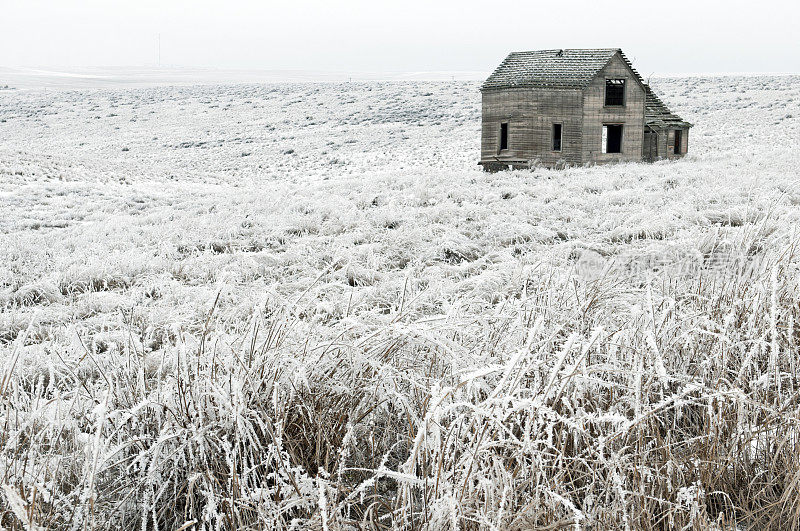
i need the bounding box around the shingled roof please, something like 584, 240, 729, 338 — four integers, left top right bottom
645, 84, 692, 128
481, 48, 640, 91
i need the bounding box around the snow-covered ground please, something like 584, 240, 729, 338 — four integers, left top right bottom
0, 66, 488, 90
1, 76, 799, 529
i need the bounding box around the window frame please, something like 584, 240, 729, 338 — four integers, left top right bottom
673, 129, 682, 154
604, 78, 626, 107
602, 123, 624, 154
499, 122, 509, 152
552, 123, 562, 152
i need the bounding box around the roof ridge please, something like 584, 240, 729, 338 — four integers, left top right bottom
510, 48, 621, 53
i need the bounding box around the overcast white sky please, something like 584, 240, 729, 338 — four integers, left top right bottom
3, 0, 799, 75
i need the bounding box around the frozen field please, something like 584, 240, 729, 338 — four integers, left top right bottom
1, 76, 800, 529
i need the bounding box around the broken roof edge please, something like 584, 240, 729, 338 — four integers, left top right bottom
646, 118, 694, 128
644, 83, 693, 128
613, 50, 648, 93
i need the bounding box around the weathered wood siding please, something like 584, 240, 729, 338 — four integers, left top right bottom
643, 129, 658, 162
580, 54, 646, 164
680, 128, 688, 155
481, 89, 533, 163
531, 88, 583, 166
481, 88, 583, 166
655, 128, 668, 159
646, 126, 690, 160
665, 127, 689, 158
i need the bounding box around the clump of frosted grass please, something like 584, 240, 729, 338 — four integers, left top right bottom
1, 230, 798, 530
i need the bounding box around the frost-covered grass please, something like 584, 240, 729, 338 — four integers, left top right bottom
1, 76, 800, 529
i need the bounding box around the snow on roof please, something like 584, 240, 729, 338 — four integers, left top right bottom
481, 48, 624, 90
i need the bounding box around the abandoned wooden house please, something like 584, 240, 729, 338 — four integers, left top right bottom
479, 48, 692, 170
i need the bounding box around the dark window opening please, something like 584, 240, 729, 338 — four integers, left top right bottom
499, 122, 508, 151
603, 124, 623, 154
605, 79, 625, 106
552, 123, 562, 151
673, 129, 682, 154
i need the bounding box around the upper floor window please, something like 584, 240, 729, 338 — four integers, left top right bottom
605, 79, 626, 106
